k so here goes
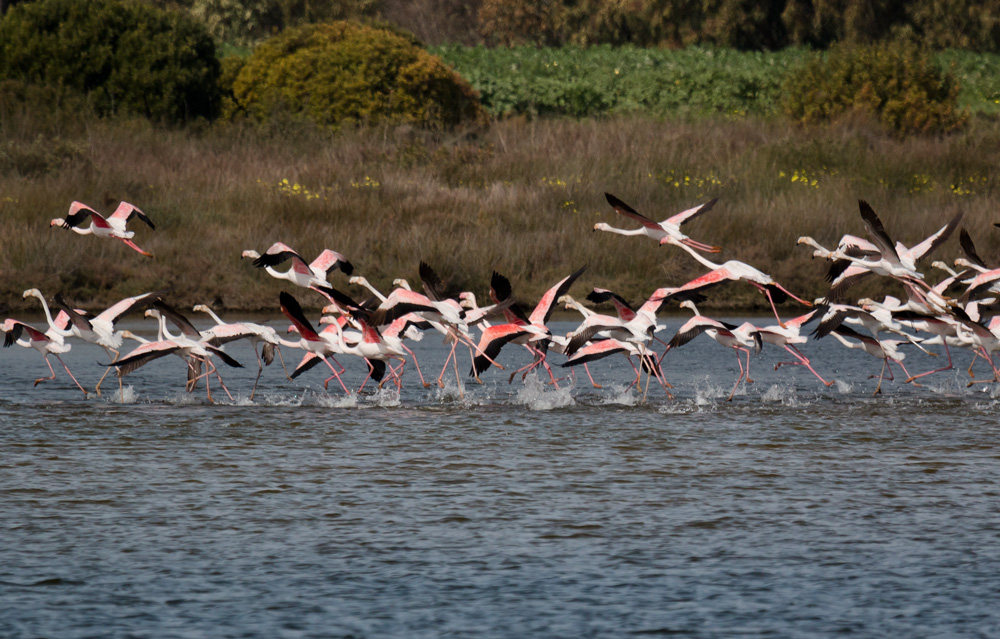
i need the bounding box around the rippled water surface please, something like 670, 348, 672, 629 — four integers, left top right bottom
2, 319, 999, 638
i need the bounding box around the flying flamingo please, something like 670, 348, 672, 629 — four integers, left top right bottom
482, 267, 586, 385
242, 242, 353, 294
657, 242, 813, 327
2, 318, 88, 396
597, 192, 720, 253
29, 289, 163, 396
49, 201, 155, 257
144, 303, 245, 400
820, 201, 960, 301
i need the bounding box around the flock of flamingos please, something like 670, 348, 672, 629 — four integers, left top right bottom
4, 193, 1000, 403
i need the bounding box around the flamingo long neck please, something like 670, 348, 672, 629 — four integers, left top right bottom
676, 241, 721, 270
563, 297, 592, 318
598, 225, 645, 237
29, 292, 73, 337
152, 313, 179, 341
202, 308, 226, 325
355, 278, 387, 302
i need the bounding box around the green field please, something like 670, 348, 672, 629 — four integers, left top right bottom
433, 45, 1000, 119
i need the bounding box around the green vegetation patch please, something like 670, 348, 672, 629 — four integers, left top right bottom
229, 21, 488, 129
782, 39, 968, 135
0, 0, 221, 123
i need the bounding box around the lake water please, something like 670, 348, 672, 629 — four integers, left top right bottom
1, 318, 999, 638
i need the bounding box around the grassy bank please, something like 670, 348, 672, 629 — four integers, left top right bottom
2, 111, 1000, 316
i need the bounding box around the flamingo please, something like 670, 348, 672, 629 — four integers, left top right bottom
33, 289, 162, 396
242, 242, 353, 293
666, 301, 762, 401
480, 267, 586, 385
327, 308, 416, 393
191, 304, 286, 400
49, 201, 155, 257
597, 192, 720, 253
828, 325, 917, 395
112, 328, 242, 403
821, 201, 960, 301
658, 243, 813, 327
142, 303, 243, 401
278, 291, 353, 394
2, 319, 88, 396
755, 310, 834, 386
560, 337, 672, 396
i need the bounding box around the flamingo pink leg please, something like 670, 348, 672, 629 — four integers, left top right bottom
904, 343, 954, 385
774, 345, 834, 386
36, 354, 88, 397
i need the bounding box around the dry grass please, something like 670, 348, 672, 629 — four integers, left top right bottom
3, 110, 1000, 316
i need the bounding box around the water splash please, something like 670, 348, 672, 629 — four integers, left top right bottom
514, 374, 574, 410
761, 384, 798, 405
433, 381, 466, 403
315, 392, 358, 409
108, 385, 136, 404
693, 377, 732, 404
598, 384, 639, 406
834, 379, 854, 394
365, 387, 401, 408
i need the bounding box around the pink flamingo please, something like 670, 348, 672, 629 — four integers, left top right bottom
560, 337, 672, 396
192, 304, 287, 400
50, 201, 155, 257
755, 310, 835, 386
278, 291, 353, 394
597, 192, 720, 253
484, 267, 586, 385
242, 242, 353, 292
2, 319, 88, 396
667, 301, 762, 401
659, 242, 812, 327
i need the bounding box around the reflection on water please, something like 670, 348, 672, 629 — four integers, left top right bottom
1, 319, 999, 637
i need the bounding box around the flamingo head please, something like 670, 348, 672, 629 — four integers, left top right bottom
240, 249, 260, 260
49, 218, 64, 228
192, 304, 210, 313
22, 288, 42, 300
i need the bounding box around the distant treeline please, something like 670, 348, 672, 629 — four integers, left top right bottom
4, 0, 1000, 51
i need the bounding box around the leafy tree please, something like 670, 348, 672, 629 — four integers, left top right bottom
0, 0, 220, 122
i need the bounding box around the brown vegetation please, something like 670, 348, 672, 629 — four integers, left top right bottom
3, 109, 1000, 316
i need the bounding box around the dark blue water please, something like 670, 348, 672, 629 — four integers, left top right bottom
2, 319, 999, 638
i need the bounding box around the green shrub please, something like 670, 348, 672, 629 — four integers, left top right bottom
229, 21, 487, 129
0, 0, 221, 122
781, 39, 968, 135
